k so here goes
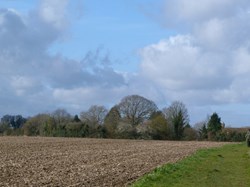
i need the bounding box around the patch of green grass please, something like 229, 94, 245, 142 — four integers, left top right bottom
131, 143, 250, 187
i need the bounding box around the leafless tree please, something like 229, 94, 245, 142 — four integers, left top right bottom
80, 105, 108, 126
118, 95, 158, 126
52, 109, 72, 124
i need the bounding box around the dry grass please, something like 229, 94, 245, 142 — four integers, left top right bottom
0, 137, 230, 186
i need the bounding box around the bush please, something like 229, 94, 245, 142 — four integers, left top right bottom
183, 127, 197, 140
215, 129, 246, 142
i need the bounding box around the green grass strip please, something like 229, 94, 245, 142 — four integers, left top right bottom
131, 143, 250, 187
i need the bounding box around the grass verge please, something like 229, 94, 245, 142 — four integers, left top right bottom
131, 143, 250, 187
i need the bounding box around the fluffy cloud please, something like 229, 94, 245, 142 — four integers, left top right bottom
0, 3, 126, 116
38, 0, 69, 30
139, 35, 232, 102
163, 0, 249, 26
138, 0, 250, 108
1, 0, 250, 125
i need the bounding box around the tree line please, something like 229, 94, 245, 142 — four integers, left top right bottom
0, 95, 246, 141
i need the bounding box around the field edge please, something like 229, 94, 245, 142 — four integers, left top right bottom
131, 143, 249, 187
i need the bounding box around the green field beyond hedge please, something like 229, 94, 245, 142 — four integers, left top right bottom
132, 143, 250, 187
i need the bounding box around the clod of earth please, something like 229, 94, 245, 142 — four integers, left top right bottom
0, 137, 230, 187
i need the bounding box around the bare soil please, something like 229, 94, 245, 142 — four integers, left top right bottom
0, 137, 230, 187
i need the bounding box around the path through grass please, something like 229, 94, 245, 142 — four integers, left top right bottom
131, 143, 250, 187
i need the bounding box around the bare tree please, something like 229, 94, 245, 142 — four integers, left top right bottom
163, 101, 189, 140
118, 95, 158, 126
80, 105, 108, 126
51, 109, 72, 124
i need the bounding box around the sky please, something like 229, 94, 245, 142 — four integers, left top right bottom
1, 0, 250, 127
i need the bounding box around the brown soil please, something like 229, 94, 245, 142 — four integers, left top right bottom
0, 137, 230, 187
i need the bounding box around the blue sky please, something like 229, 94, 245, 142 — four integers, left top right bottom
1, 0, 250, 127
49, 0, 172, 72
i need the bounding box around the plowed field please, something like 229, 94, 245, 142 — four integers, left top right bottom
0, 137, 229, 186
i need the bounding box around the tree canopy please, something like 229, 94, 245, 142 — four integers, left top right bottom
118, 95, 158, 126
0, 95, 246, 142
163, 101, 189, 140
80, 105, 108, 127
207, 112, 222, 140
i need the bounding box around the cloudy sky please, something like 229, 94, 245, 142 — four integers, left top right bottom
1, 0, 250, 126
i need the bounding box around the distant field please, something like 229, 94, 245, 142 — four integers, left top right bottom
0, 137, 229, 186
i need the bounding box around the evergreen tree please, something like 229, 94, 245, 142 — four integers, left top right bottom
104, 106, 121, 138
163, 101, 189, 140
207, 112, 222, 140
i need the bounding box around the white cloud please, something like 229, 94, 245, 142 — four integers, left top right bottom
0, 6, 126, 116
10, 76, 42, 96
163, 0, 249, 25
137, 0, 250, 111
140, 35, 231, 92
52, 86, 129, 112
38, 0, 69, 30
231, 47, 250, 75
1, 0, 250, 126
